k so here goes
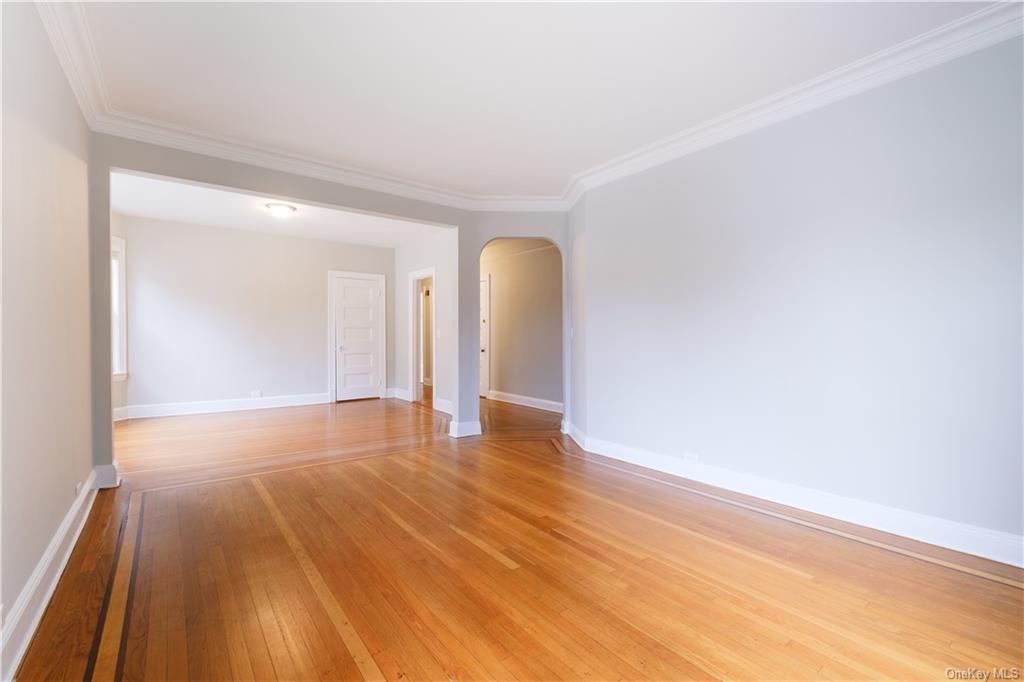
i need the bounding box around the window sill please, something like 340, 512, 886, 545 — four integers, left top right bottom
112, 372, 128, 383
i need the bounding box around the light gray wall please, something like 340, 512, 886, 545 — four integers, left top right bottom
393, 231, 459, 410
115, 214, 395, 406
1, 2, 94, 617
481, 239, 563, 404
455, 212, 570, 430
569, 197, 589, 434
88, 133, 566, 455
88, 135, 466, 464
571, 38, 1023, 535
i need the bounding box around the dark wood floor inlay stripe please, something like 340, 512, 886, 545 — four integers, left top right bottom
81, 491, 131, 682
16, 396, 1022, 681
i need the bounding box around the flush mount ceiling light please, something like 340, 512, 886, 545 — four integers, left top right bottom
265, 202, 297, 218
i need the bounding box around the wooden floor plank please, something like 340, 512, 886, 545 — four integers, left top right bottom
252, 477, 385, 682
16, 395, 1023, 681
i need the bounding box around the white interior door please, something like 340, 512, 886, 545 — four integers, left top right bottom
480, 277, 489, 397
333, 274, 385, 401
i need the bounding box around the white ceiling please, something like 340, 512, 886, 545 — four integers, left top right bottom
48, 3, 1015, 207
110, 172, 449, 248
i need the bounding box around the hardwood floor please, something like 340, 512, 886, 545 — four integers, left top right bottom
111, 398, 449, 491
17, 397, 1023, 680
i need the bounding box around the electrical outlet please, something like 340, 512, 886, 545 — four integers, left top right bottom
682, 451, 700, 463
249, 389, 262, 398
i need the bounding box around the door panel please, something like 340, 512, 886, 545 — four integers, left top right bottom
334, 275, 384, 401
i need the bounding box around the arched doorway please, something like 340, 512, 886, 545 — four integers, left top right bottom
478, 238, 564, 432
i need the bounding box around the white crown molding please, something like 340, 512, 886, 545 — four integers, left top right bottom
35, 2, 108, 123
561, 2, 1024, 206
34, 2, 565, 213
38, 2, 1022, 214
91, 109, 569, 213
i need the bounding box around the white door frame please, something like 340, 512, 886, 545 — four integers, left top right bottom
408, 267, 436, 403
328, 270, 387, 401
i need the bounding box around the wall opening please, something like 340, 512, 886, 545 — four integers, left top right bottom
408, 268, 437, 406
478, 238, 564, 430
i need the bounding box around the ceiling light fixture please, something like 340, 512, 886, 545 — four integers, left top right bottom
265, 202, 297, 218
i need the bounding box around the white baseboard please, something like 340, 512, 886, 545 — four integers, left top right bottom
94, 461, 120, 489
423, 378, 433, 387
386, 387, 453, 416
449, 420, 482, 438
567, 421, 586, 444
114, 392, 330, 419
0, 467, 104, 680
487, 390, 563, 414
565, 424, 1023, 567
386, 387, 412, 401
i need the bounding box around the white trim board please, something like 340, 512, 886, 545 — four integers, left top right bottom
564, 423, 1023, 567
37, 3, 1023, 212
385, 387, 413, 401
448, 420, 482, 438
114, 392, 330, 420
0, 468, 102, 680
385, 388, 453, 416
560, 4, 1024, 207
487, 390, 562, 414
94, 462, 121, 489
31, 3, 560, 212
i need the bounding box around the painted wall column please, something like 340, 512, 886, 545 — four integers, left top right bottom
450, 212, 571, 435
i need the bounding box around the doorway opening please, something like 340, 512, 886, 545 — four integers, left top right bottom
408, 267, 436, 407
479, 238, 564, 430
107, 169, 453, 424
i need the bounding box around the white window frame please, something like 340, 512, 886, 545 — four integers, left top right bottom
111, 235, 127, 381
